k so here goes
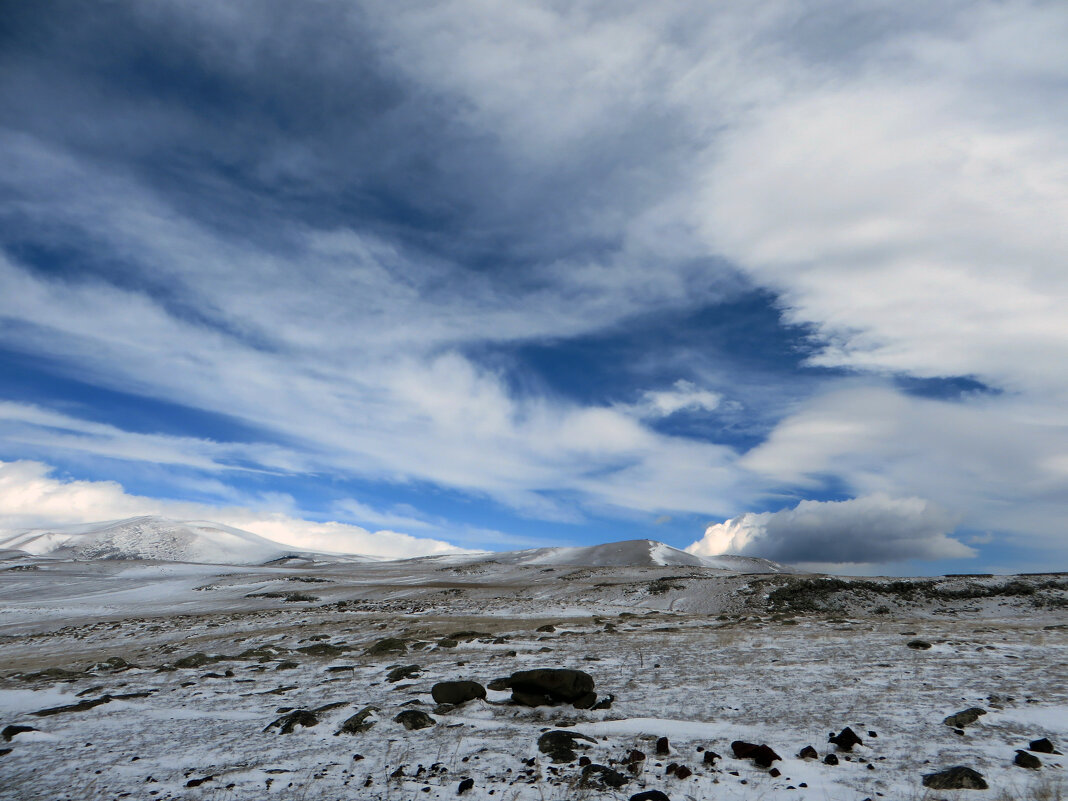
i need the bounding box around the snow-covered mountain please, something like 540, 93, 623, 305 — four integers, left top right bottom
0, 516, 301, 565
481, 539, 790, 572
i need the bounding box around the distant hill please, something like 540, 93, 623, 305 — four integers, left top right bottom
0, 516, 305, 565
482, 539, 791, 572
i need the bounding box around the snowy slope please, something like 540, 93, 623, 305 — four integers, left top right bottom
0, 516, 300, 565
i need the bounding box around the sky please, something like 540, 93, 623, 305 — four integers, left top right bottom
1, 1, 1066, 573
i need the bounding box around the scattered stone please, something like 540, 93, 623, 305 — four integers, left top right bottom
487, 677, 510, 691
326, 665, 355, 673
264, 710, 318, 734
394, 710, 435, 730
769, 767, 781, 777
624, 749, 646, 774
1029, 738, 1059, 754
907, 640, 932, 650
868, 730, 878, 738
432, 681, 487, 706
943, 708, 986, 728
591, 693, 615, 710
674, 765, 693, 779
922, 766, 988, 790
579, 764, 629, 790
274, 660, 299, 671
824, 754, 839, 765
829, 727, 863, 751
457, 777, 474, 795
446, 631, 491, 642
536, 624, 557, 632
185, 776, 214, 788
1015, 751, 1042, 770
656, 736, 670, 755
366, 637, 407, 656
174, 653, 216, 669
0, 749, 11, 757
798, 746, 818, 760
630, 792, 670, 801
437, 639, 459, 648
505, 669, 595, 707
2, 725, 36, 741
537, 730, 596, 763
731, 741, 781, 768
387, 665, 422, 682
703, 750, 721, 765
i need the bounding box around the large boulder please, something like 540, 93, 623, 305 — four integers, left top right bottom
505, 669, 595, 707
431, 681, 486, 706
335, 706, 379, 735
829, 727, 863, 751
394, 709, 435, 730
264, 710, 318, 734
731, 740, 781, 768
922, 766, 988, 790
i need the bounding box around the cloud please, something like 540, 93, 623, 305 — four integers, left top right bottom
0, 460, 463, 558
687, 494, 972, 564
628, 380, 723, 419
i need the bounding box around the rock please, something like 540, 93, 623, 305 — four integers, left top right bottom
437, 638, 459, 648
32, 696, 113, 717
296, 643, 345, 658
824, 753, 839, 765
1029, 738, 1059, 754
174, 652, 216, 668
674, 765, 693, 779
264, 709, 318, 734
336, 706, 379, 735
624, 749, 646, 773
630, 791, 670, 801
446, 631, 491, 642
366, 637, 407, 656
457, 777, 474, 795
731, 741, 781, 768
922, 766, 988, 790
2, 725, 36, 741
394, 710, 435, 730
591, 693, 615, 710
943, 708, 986, 728
703, 750, 721, 765
769, 767, 781, 777
537, 730, 596, 763
536, 624, 556, 632
829, 727, 863, 751
798, 746, 818, 759
656, 736, 670, 755
907, 640, 932, 650
505, 669, 595, 707
387, 664, 421, 682
579, 764, 629, 790
487, 677, 510, 691
274, 660, 299, 671
1015, 750, 1042, 770
431, 681, 486, 706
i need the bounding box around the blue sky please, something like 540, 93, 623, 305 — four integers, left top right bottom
1, 1, 1067, 573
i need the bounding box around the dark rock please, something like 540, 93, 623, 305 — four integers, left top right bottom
457, 777, 474, 795
769, 767, 781, 777
1015, 750, 1042, 770
907, 640, 932, 650
674, 765, 692, 779
394, 710, 435, 730
579, 764, 629, 790
296, 643, 345, 658
798, 745, 818, 759
366, 637, 407, 656
943, 708, 986, 728
731, 741, 781, 768
446, 631, 491, 642
506, 669, 595, 707
174, 652, 216, 669
536, 624, 557, 632
630, 791, 670, 801
656, 736, 670, 755
703, 750, 721, 765
537, 729, 596, 763
437, 638, 459, 648
0, 749, 11, 757
185, 776, 214, 788
665, 762, 678, 775
824, 754, 839, 765
2, 725, 35, 741
32, 696, 113, 717
336, 706, 379, 735
922, 766, 988, 790
591, 693, 615, 710
1029, 738, 1059, 754
578, 756, 591, 767
487, 677, 510, 691
868, 730, 878, 738
829, 727, 863, 751
274, 660, 299, 671
265, 710, 318, 734
387, 664, 421, 682
624, 749, 646, 773
432, 681, 486, 706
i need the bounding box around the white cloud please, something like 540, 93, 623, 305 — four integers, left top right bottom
687, 494, 972, 564
0, 460, 463, 558
628, 380, 722, 419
